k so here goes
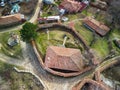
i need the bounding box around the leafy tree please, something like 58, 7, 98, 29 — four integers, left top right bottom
20, 22, 38, 42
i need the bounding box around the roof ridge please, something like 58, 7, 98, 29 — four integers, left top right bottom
70, 52, 82, 70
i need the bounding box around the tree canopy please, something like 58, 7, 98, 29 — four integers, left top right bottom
20, 22, 38, 42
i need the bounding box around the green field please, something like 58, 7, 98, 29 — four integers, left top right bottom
91, 37, 109, 59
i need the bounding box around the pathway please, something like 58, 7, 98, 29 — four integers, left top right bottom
0, 53, 23, 66
0, 0, 120, 89
0, 0, 42, 33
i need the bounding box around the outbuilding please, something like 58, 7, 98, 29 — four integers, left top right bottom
0, 13, 25, 28
59, 0, 88, 13
45, 46, 84, 73
83, 17, 110, 36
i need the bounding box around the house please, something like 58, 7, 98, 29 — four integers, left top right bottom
83, 17, 110, 36
44, 46, 84, 73
59, 0, 88, 13
38, 16, 60, 23
0, 13, 25, 28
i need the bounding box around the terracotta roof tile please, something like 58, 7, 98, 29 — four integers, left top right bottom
60, 0, 87, 13
0, 13, 23, 26
45, 46, 84, 72
83, 17, 110, 36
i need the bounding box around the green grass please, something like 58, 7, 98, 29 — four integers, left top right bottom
0, 31, 23, 59
74, 22, 94, 45
35, 30, 84, 56
91, 37, 109, 59
35, 32, 48, 55
81, 7, 106, 23
65, 14, 79, 21
81, 8, 93, 17
109, 28, 120, 39
109, 28, 120, 53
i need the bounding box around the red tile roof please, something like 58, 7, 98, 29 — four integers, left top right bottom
60, 0, 87, 13
45, 46, 84, 72
83, 17, 110, 36
0, 13, 23, 26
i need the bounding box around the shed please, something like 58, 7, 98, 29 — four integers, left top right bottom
38, 16, 60, 23
83, 17, 110, 36
45, 46, 84, 72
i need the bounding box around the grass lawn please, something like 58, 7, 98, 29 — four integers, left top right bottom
109, 28, 120, 53
74, 21, 94, 46
91, 37, 109, 59
82, 7, 106, 22
0, 61, 44, 90
35, 30, 84, 56
82, 8, 93, 17
109, 28, 120, 39
0, 31, 23, 59
65, 13, 80, 21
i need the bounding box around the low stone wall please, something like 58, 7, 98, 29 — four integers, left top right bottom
72, 57, 120, 90
13, 67, 47, 90
38, 23, 99, 65
72, 79, 110, 90
31, 40, 92, 77
90, 2, 107, 11
31, 40, 45, 69
30, 23, 97, 77
99, 57, 120, 72
45, 66, 92, 77
38, 23, 90, 51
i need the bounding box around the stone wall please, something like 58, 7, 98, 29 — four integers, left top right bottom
38, 23, 90, 51
72, 79, 110, 90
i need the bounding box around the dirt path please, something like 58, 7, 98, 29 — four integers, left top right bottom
19, 42, 94, 90
0, 0, 120, 89
0, 53, 23, 66
29, 0, 42, 23
0, 0, 42, 33
0, 32, 119, 90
